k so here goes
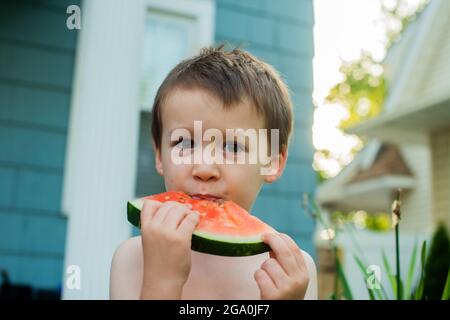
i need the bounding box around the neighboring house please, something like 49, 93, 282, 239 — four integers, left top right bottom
316, 0, 450, 299
0, 0, 316, 299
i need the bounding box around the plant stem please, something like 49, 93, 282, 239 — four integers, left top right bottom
396, 223, 401, 299
333, 246, 339, 297
394, 190, 402, 300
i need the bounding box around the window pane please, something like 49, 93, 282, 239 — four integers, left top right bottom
139, 10, 195, 109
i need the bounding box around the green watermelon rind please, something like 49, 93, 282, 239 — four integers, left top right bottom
127, 200, 271, 257
191, 234, 270, 257
128, 200, 142, 228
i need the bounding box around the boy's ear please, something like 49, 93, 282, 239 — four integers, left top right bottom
263, 145, 288, 184
153, 141, 164, 176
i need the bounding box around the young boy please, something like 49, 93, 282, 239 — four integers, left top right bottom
110, 46, 318, 300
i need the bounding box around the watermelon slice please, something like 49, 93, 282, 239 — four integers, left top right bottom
127, 191, 274, 257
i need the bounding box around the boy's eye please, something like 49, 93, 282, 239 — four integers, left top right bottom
173, 137, 195, 149
223, 141, 245, 153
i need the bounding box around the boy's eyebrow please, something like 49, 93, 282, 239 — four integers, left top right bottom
167, 127, 192, 137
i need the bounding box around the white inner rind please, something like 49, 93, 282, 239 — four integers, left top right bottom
193, 230, 264, 244
131, 198, 144, 210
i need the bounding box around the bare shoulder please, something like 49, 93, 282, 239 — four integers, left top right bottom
109, 236, 144, 300
300, 249, 318, 300
300, 250, 316, 271
113, 236, 143, 260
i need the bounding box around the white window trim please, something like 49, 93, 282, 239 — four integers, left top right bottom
140, 0, 215, 112
145, 0, 215, 50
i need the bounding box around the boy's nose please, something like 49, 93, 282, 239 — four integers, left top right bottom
192, 163, 220, 182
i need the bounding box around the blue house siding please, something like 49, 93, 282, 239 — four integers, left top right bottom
0, 0, 78, 290
215, 0, 316, 256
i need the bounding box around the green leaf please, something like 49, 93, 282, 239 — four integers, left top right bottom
353, 254, 389, 300
382, 250, 396, 297
347, 224, 388, 299
353, 255, 376, 300
389, 275, 398, 298
336, 256, 353, 300
399, 278, 405, 301
414, 240, 427, 300
405, 241, 418, 300
441, 267, 450, 300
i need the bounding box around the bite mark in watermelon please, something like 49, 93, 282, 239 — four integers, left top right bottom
127, 191, 275, 257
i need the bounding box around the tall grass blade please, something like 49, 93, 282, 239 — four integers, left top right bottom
336, 256, 353, 300
414, 240, 427, 300
441, 267, 450, 300
405, 241, 418, 300
354, 254, 376, 300
382, 250, 396, 297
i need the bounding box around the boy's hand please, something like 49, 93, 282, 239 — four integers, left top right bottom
254, 233, 310, 300
139, 199, 199, 299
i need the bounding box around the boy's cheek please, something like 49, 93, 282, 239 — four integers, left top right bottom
225, 163, 261, 181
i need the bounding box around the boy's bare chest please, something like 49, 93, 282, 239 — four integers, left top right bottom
181, 252, 268, 300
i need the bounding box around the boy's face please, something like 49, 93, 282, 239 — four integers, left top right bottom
154, 87, 287, 212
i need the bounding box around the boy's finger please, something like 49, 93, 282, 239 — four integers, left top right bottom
163, 206, 193, 230
140, 199, 162, 226
263, 233, 298, 276
260, 258, 289, 289
254, 269, 277, 299
151, 202, 175, 226
278, 233, 307, 272
177, 212, 200, 235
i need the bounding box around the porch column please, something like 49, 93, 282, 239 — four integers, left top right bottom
62, 0, 145, 299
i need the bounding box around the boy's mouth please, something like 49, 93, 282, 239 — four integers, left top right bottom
190, 194, 222, 201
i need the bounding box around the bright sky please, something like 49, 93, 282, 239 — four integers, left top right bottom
312, 0, 385, 177
313, 0, 386, 103
312, 0, 426, 177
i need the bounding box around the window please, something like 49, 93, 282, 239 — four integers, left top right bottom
134, 0, 214, 206
139, 10, 196, 111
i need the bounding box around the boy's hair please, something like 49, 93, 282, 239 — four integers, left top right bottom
151, 44, 293, 153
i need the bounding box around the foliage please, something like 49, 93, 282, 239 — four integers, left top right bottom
326, 52, 386, 129
422, 223, 450, 299
303, 192, 450, 300
314, 0, 430, 181
324, 0, 430, 130
330, 210, 391, 232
